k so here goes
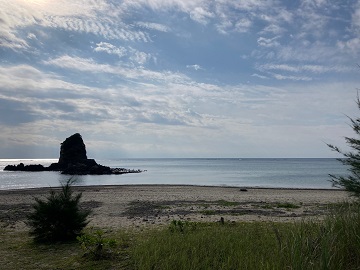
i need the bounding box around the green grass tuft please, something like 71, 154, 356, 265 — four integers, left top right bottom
200, 210, 218, 215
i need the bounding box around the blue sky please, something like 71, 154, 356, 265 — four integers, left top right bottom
1, 0, 360, 158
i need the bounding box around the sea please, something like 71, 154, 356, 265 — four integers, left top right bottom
0, 158, 348, 190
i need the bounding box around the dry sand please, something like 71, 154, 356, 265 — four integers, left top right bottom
0, 185, 350, 231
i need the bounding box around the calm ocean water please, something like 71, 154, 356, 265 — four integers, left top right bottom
0, 158, 348, 190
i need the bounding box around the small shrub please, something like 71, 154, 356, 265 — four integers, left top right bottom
169, 220, 197, 233
77, 228, 118, 260
27, 179, 91, 243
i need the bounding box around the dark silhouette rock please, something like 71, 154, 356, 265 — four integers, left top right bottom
62, 162, 112, 175
58, 133, 88, 169
4, 133, 142, 176
4, 163, 45, 172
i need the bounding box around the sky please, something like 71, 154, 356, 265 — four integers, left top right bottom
1, 0, 360, 159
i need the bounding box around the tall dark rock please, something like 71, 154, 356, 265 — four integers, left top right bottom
58, 133, 88, 168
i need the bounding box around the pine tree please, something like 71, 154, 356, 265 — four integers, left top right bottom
328, 95, 360, 198
27, 179, 91, 242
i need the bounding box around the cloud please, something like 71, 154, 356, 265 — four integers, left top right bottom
136, 21, 170, 32
216, 20, 233, 35
337, 38, 360, 55
0, 0, 151, 51
271, 73, 312, 81
93, 42, 155, 65
94, 42, 127, 58
186, 64, 204, 71
128, 47, 154, 66
257, 64, 352, 74
43, 16, 150, 42
44, 55, 188, 83
273, 42, 345, 63
352, 3, 360, 31
255, 62, 344, 83
0, 98, 36, 125
0, 64, 104, 101
0, 0, 359, 158
251, 73, 268, 79
234, 18, 252, 33
122, 0, 206, 14
26, 33, 37, 40
257, 36, 280, 47
259, 24, 286, 35
190, 7, 214, 25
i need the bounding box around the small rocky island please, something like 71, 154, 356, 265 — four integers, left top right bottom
4, 133, 142, 175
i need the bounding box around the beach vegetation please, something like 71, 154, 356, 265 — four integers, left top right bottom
215, 200, 239, 206
27, 178, 91, 243
200, 209, 218, 215
258, 202, 300, 209
328, 95, 360, 198
132, 202, 360, 270
168, 220, 198, 233
77, 228, 118, 260
2, 201, 360, 269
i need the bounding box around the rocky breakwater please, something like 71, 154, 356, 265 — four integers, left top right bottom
4, 133, 142, 175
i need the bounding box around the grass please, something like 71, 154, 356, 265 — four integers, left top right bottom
200, 209, 218, 215
1, 202, 360, 269
0, 228, 132, 270
259, 202, 300, 209
132, 222, 281, 269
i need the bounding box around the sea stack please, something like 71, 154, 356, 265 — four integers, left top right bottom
5, 133, 142, 175
58, 133, 88, 168
48, 133, 98, 172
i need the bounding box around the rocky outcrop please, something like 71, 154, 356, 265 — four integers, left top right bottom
4, 163, 46, 172
48, 133, 96, 172
58, 133, 88, 169
4, 133, 142, 175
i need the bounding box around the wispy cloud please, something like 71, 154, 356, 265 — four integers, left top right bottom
271, 73, 313, 81
43, 16, 150, 42
190, 7, 214, 25
136, 21, 171, 32
93, 42, 156, 66
94, 42, 127, 58
257, 64, 352, 74
257, 36, 280, 47
337, 38, 360, 55
251, 73, 268, 79
44, 55, 188, 83
0, 0, 150, 51
186, 64, 204, 71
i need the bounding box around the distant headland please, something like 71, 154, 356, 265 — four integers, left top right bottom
4, 133, 142, 175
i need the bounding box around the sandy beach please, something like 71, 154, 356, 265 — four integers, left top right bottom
0, 185, 350, 231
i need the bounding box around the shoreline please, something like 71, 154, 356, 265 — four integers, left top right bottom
0, 185, 350, 231
0, 183, 342, 194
